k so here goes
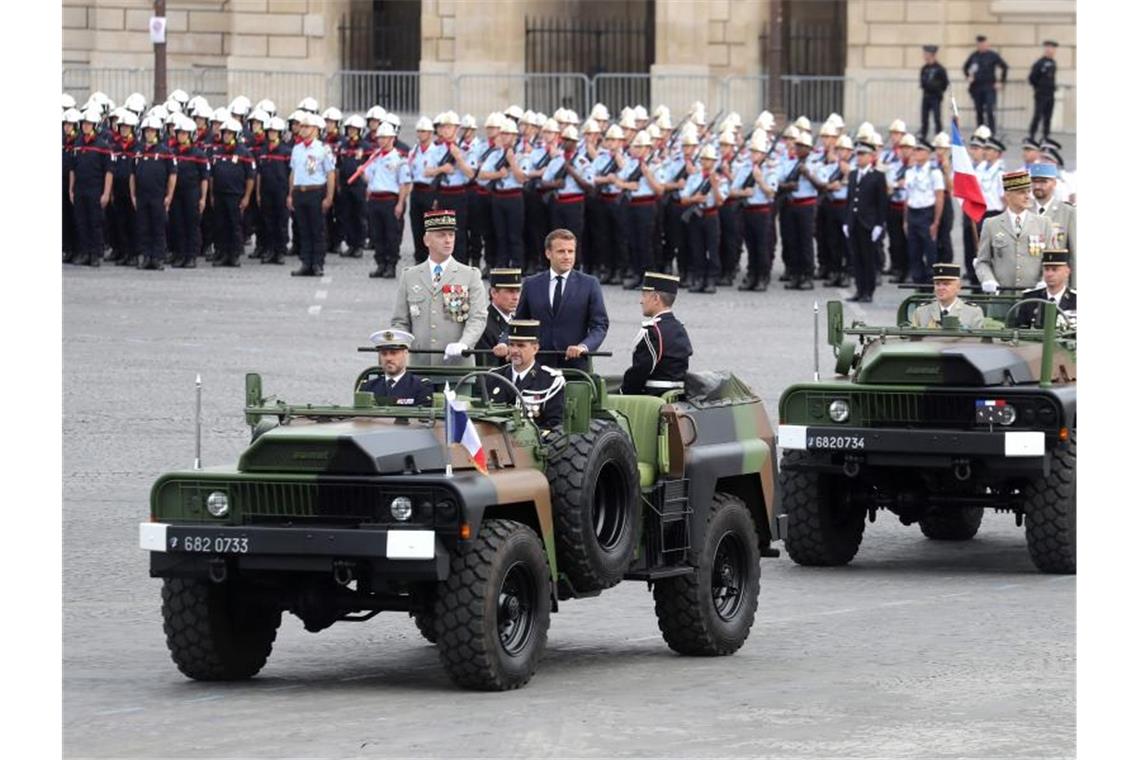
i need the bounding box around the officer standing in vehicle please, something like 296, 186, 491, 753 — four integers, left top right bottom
209, 119, 256, 267
169, 115, 209, 268
1028, 40, 1060, 142
489, 319, 565, 431
919, 45, 949, 139
975, 169, 1051, 291
69, 108, 114, 267
476, 268, 522, 367
360, 328, 434, 407
256, 116, 292, 265
620, 272, 692, 396
130, 114, 177, 270
963, 35, 1009, 131
288, 112, 336, 277
362, 121, 409, 279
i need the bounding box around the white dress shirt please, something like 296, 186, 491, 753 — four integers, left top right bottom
548, 268, 569, 307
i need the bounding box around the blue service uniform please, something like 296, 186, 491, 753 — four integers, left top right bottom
904, 158, 945, 284
62, 133, 78, 261
360, 371, 433, 407
210, 143, 256, 265
170, 142, 209, 266
591, 148, 626, 281
815, 156, 850, 283
621, 155, 658, 284
778, 153, 819, 284
736, 159, 778, 288
522, 145, 555, 275
679, 170, 725, 289
657, 154, 692, 284
336, 134, 372, 255
70, 132, 113, 265
466, 137, 498, 269
132, 141, 176, 267
481, 146, 524, 268
543, 151, 594, 260
362, 147, 408, 273
108, 134, 139, 263
408, 140, 445, 263
435, 140, 474, 263
717, 150, 749, 284
885, 151, 909, 278
289, 139, 336, 272
257, 138, 292, 263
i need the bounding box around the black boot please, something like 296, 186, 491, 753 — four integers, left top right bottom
756, 275, 770, 292
737, 275, 757, 291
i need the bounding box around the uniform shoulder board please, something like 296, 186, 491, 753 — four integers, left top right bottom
1068, 288, 1076, 295
963, 300, 980, 307
1063, 200, 1074, 207
1020, 287, 1036, 294
640, 317, 660, 328
541, 366, 562, 377
418, 377, 432, 384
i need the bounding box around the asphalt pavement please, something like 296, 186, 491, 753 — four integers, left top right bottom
62, 239, 1075, 759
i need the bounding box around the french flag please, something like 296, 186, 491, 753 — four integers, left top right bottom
950, 118, 987, 224
445, 386, 488, 474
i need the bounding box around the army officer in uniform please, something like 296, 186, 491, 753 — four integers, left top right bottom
1015, 248, 1076, 328
359, 328, 434, 406
488, 319, 564, 431
975, 170, 1050, 291
620, 272, 693, 396
391, 209, 489, 366
911, 263, 985, 328
476, 267, 522, 367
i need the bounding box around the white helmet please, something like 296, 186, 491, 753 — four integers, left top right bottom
322, 106, 343, 122
415, 115, 434, 131
542, 118, 559, 134
109, 107, 127, 122
438, 110, 461, 126
188, 95, 209, 113
220, 118, 242, 134
604, 124, 624, 140
62, 93, 76, 110
125, 92, 147, 113
62, 108, 82, 123
365, 105, 386, 121
582, 118, 601, 134
191, 103, 212, 120
248, 109, 269, 124
835, 134, 854, 150
164, 112, 180, 127
652, 104, 670, 120
118, 111, 140, 128
461, 113, 478, 130
522, 109, 536, 125
229, 95, 251, 116
484, 112, 503, 129
698, 144, 718, 161
176, 115, 197, 133
794, 115, 812, 132
499, 118, 519, 135
646, 123, 662, 140
504, 104, 524, 121
656, 114, 673, 130
148, 104, 170, 120
375, 122, 397, 138
589, 103, 610, 122
630, 130, 652, 148
888, 118, 907, 133
748, 131, 769, 153
266, 116, 286, 132
819, 123, 839, 138
211, 107, 231, 123
169, 89, 190, 105
164, 99, 183, 115
298, 96, 319, 113
382, 112, 401, 128
344, 114, 366, 130
90, 91, 110, 107
755, 110, 775, 132
141, 115, 164, 131
632, 105, 649, 121
255, 99, 277, 116
718, 128, 736, 145
287, 109, 305, 123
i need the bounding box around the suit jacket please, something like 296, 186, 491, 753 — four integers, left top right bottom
620, 311, 693, 396
1038, 197, 1077, 287
515, 269, 609, 371
475, 305, 512, 367
911, 299, 986, 329
1014, 286, 1076, 328
359, 371, 434, 406
390, 257, 488, 366
974, 211, 1051, 289
488, 364, 564, 429
847, 168, 887, 231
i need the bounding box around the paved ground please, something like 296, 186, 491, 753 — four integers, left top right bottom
62, 239, 1075, 759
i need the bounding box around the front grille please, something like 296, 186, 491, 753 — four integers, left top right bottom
807, 391, 977, 428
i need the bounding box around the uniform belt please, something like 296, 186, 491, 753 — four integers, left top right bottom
474, 185, 490, 195
907, 204, 934, 212
556, 193, 585, 204
493, 189, 522, 197
744, 204, 772, 213
889, 201, 907, 210
829, 200, 848, 207
789, 197, 817, 206
293, 184, 325, 193
367, 192, 398, 201
412, 183, 432, 192
646, 380, 685, 390
702, 207, 719, 216
438, 186, 466, 194
630, 195, 658, 205
600, 193, 622, 203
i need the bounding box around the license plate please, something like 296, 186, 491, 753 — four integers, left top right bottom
169, 533, 250, 554
807, 434, 865, 450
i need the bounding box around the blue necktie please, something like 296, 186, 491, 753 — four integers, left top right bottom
433, 263, 442, 287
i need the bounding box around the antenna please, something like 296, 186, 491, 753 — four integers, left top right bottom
194, 373, 202, 470
813, 302, 821, 382
443, 381, 453, 477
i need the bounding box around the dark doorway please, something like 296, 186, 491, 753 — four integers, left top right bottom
761, 0, 848, 119
338, 1, 423, 112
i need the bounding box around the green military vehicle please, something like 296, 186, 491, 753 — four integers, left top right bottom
776, 293, 1075, 574
140, 357, 779, 690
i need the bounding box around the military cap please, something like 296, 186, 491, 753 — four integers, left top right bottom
508, 319, 541, 342
986, 137, 1006, 152
1042, 249, 1070, 265
976, 34, 987, 42
1002, 169, 1031, 192
489, 268, 523, 289
922, 44, 939, 53
1022, 136, 1040, 150
973, 125, 992, 141
423, 209, 457, 232
1028, 162, 1058, 179
369, 328, 414, 350
854, 140, 876, 154
642, 271, 681, 294
915, 136, 934, 151
1041, 137, 1062, 150
1039, 145, 1064, 167
968, 136, 987, 149
1043, 39, 1059, 47
932, 263, 962, 280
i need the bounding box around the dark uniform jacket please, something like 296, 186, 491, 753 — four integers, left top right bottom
1015, 286, 1076, 328
133, 142, 176, 196
257, 139, 292, 192
475, 306, 513, 367
1028, 56, 1057, 95
620, 311, 693, 396
963, 49, 1009, 89
337, 135, 374, 187
515, 270, 610, 371
489, 364, 564, 429
846, 167, 888, 231
920, 62, 949, 95
211, 143, 256, 196
72, 133, 113, 194
110, 135, 138, 182
360, 371, 434, 406
173, 143, 209, 198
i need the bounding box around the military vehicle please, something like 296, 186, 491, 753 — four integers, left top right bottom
777, 293, 1075, 574
140, 355, 780, 690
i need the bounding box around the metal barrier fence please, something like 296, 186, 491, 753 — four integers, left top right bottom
62, 66, 1074, 139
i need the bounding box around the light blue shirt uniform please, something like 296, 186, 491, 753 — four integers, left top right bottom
905, 158, 945, 209
542, 152, 594, 197
592, 148, 621, 198
480, 147, 522, 191
680, 171, 725, 210
781, 153, 818, 200
734, 160, 778, 206
290, 140, 335, 187
409, 141, 444, 185
363, 148, 406, 194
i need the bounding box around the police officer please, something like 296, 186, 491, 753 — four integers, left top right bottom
408, 116, 441, 263
478, 118, 527, 269
476, 268, 522, 367
69, 108, 113, 267
336, 113, 371, 259
963, 35, 1009, 131
209, 118, 255, 267
620, 272, 693, 396
288, 112, 336, 277
904, 136, 945, 284
255, 116, 292, 265
778, 130, 826, 290
911, 263, 985, 329
919, 45, 949, 139
615, 130, 665, 288
169, 115, 209, 268
361, 121, 408, 279
488, 320, 564, 431
360, 328, 434, 407
1015, 249, 1075, 328
732, 131, 779, 291
130, 114, 176, 270
976, 170, 1051, 291
1028, 40, 1060, 142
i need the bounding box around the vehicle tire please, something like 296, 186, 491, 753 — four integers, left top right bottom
779, 451, 866, 566
545, 419, 640, 592
653, 492, 760, 656
435, 519, 552, 690
411, 586, 438, 644
1024, 433, 1076, 574
919, 506, 984, 540
161, 578, 281, 681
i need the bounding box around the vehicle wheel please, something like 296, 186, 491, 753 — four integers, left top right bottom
1024, 433, 1076, 574
411, 586, 438, 644
653, 492, 760, 656
435, 519, 552, 690
545, 419, 640, 591
779, 451, 866, 566
919, 506, 984, 540
161, 578, 281, 681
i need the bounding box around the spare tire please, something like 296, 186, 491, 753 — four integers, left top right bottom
546, 419, 640, 592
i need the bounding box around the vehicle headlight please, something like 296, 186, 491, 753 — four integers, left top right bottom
998, 405, 1017, 426
206, 491, 229, 518
390, 496, 413, 522
828, 399, 850, 423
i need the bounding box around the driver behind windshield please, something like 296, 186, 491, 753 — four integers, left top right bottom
361, 328, 434, 406
910, 263, 985, 328
487, 319, 564, 430
1016, 248, 1076, 327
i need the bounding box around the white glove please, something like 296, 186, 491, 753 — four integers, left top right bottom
871, 225, 883, 242
842, 224, 849, 238
981, 280, 999, 294
444, 342, 467, 359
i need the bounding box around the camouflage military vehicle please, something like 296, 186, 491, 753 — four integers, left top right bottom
140, 357, 779, 690
776, 293, 1075, 574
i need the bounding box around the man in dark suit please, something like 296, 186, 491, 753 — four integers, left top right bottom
515, 228, 609, 371
1015, 249, 1075, 328
488, 320, 564, 430
621, 272, 693, 396
359, 329, 434, 406
475, 268, 521, 367
844, 141, 888, 302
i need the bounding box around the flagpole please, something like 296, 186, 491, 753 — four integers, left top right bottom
443, 381, 453, 477
951, 96, 983, 272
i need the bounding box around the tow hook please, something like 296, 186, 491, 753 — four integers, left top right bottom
842, 456, 862, 478
332, 561, 355, 587
953, 459, 972, 481
207, 558, 228, 584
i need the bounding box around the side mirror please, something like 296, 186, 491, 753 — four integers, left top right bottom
826, 300, 844, 348
835, 341, 857, 376
244, 373, 263, 427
